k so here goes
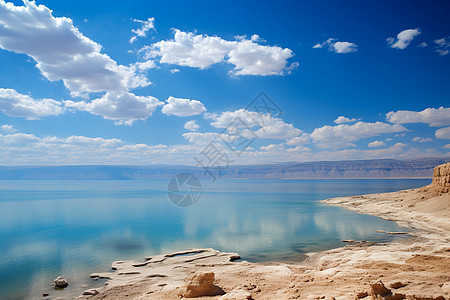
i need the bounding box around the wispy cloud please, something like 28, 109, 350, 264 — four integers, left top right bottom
313, 38, 358, 54
387, 29, 421, 49
130, 17, 155, 43
434, 37, 450, 56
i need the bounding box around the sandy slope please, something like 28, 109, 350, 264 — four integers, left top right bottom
79, 163, 450, 300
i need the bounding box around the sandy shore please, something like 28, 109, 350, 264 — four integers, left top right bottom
79, 164, 450, 300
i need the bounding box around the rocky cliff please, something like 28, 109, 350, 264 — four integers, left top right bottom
431, 163, 450, 193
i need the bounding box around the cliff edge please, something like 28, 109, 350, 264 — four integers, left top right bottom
431, 162, 450, 194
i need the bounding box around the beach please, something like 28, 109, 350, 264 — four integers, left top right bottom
77, 163, 450, 299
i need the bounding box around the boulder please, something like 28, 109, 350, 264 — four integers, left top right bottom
178, 272, 225, 298
83, 289, 99, 295
370, 280, 393, 299
219, 287, 252, 299
53, 276, 68, 288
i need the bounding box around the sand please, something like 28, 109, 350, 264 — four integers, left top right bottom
79, 163, 450, 300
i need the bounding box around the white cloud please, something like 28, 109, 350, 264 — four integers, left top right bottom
0, 132, 40, 144
184, 120, 200, 131
0, 88, 64, 119
444, 144, 450, 149
418, 42, 428, 48
0, 124, 17, 133
145, 30, 230, 69
207, 109, 302, 140
287, 145, 311, 152
0, 128, 443, 166
313, 38, 357, 54
420, 138, 432, 142
0, 0, 150, 98
412, 136, 432, 143
332, 41, 358, 54
255, 120, 301, 139
312, 43, 323, 49
182, 131, 225, 145
161, 96, 206, 117
286, 133, 311, 146
368, 140, 386, 147
132, 60, 156, 71
436, 127, 450, 139
386, 107, 450, 127
434, 37, 450, 56
64, 91, 162, 125
206, 109, 263, 128
311, 121, 408, 149
144, 29, 298, 76
227, 39, 299, 75
130, 17, 155, 43
387, 29, 421, 50
334, 116, 359, 124
170, 68, 180, 74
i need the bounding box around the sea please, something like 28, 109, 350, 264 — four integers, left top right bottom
0, 178, 430, 299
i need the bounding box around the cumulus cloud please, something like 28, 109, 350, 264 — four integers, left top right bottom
0, 132, 40, 144
255, 120, 301, 139
0, 88, 64, 119
161, 96, 206, 117
435, 127, 450, 139
412, 137, 432, 143
332, 41, 358, 54
334, 116, 359, 124
0, 127, 442, 166
387, 29, 421, 49
131, 60, 156, 71
65, 91, 162, 125
0, 124, 17, 133
386, 107, 450, 127
286, 133, 311, 146
0, 0, 165, 125
0, 1, 150, 98
130, 17, 155, 43
184, 120, 200, 131
206, 109, 302, 140
434, 37, 450, 56
368, 140, 386, 147
311, 121, 407, 149
313, 38, 358, 54
143, 29, 298, 76
182, 131, 226, 145
170, 68, 180, 74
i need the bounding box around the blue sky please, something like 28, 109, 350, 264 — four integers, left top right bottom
0, 0, 449, 165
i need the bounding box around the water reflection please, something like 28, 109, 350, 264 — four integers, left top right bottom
0, 179, 429, 299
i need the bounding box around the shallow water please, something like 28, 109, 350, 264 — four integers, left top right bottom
0, 179, 429, 299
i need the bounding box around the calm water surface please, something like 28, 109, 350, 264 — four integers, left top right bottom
0, 179, 430, 299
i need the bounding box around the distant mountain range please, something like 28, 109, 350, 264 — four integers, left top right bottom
0, 157, 448, 180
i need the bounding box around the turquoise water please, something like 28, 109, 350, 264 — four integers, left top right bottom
0, 179, 430, 299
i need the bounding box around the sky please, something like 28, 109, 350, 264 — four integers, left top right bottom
0, 0, 449, 166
